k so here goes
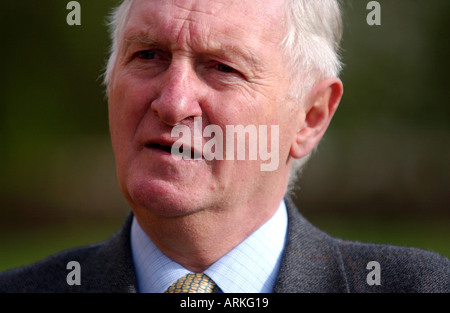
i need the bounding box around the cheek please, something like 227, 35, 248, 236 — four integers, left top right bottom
109, 75, 154, 140
108, 77, 155, 173
204, 89, 266, 127
278, 104, 304, 153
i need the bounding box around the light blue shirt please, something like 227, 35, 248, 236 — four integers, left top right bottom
130, 201, 288, 293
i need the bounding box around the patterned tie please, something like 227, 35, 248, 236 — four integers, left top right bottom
165, 273, 221, 293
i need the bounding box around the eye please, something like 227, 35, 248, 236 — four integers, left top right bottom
135, 50, 157, 60
216, 63, 236, 73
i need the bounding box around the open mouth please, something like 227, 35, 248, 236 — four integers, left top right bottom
148, 143, 173, 154
147, 143, 203, 159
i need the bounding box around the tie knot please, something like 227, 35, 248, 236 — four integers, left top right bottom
165, 273, 221, 293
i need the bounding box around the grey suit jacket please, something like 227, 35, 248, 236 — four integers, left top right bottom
0, 197, 448, 292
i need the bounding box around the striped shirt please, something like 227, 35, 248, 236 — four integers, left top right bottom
130, 200, 288, 293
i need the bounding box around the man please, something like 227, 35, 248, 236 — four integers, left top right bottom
0, 0, 448, 293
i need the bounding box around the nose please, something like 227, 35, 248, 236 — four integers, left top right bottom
151, 60, 203, 126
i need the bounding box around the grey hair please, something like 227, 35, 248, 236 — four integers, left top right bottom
282, 0, 343, 191
103, 0, 343, 191
103, 0, 134, 90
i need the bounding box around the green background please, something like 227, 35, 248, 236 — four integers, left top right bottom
0, 0, 449, 272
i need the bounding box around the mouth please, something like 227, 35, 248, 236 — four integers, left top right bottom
146, 143, 203, 160
147, 143, 173, 154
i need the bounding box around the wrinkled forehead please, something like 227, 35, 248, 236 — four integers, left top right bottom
122, 0, 287, 53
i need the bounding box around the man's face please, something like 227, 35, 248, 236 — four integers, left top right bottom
108, 0, 300, 217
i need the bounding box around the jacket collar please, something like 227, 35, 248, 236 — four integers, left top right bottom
273, 196, 349, 293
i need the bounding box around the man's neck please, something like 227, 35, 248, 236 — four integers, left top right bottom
134, 198, 283, 272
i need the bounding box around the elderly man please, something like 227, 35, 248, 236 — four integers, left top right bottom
0, 0, 448, 293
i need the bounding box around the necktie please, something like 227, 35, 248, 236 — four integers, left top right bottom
165, 273, 221, 293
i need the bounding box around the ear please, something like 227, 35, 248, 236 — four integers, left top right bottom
290, 77, 343, 159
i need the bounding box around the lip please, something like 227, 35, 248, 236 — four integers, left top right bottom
144, 137, 204, 160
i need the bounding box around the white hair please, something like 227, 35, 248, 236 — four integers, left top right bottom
103, 0, 343, 191
282, 0, 343, 190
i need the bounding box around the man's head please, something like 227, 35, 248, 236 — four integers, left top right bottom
104, 0, 343, 222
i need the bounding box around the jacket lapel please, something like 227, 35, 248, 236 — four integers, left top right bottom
79, 213, 138, 292
273, 197, 350, 293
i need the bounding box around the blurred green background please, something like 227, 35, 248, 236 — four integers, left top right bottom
0, 0, 449, 272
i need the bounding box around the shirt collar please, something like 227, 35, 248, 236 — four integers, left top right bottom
130, 200, 287, 293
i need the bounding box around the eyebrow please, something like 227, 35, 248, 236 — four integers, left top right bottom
206, 42, 264, 72
122, 29, 264, 72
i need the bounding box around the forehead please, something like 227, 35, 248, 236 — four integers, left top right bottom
123, 0, 287, 53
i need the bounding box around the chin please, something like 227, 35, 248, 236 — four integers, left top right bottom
125, 175, 207, 218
